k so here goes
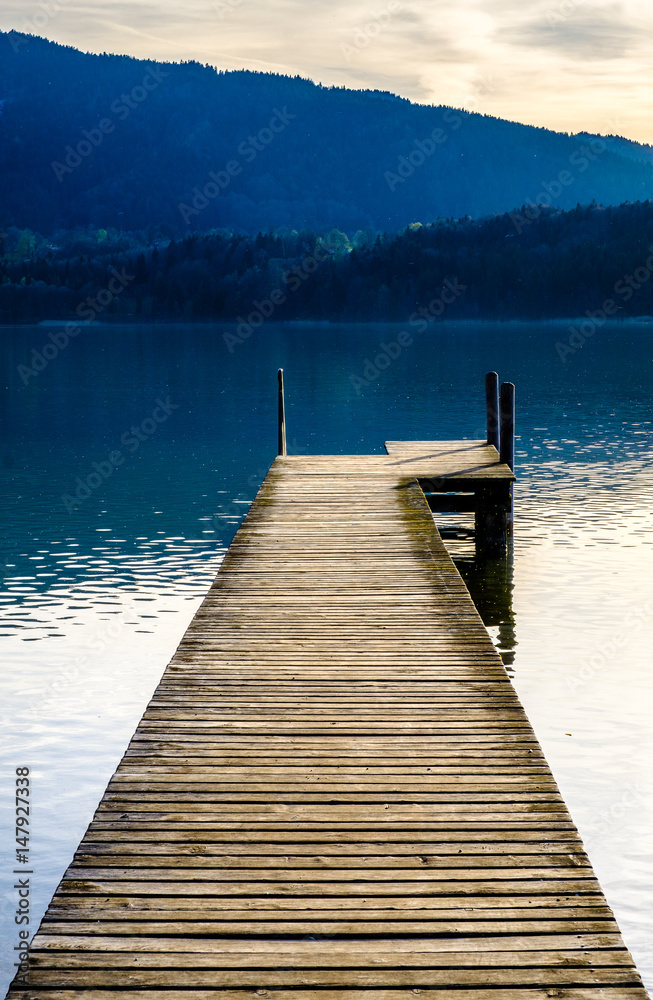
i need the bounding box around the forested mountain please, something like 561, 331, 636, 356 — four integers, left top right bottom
4, 200, 653, 326
2, 30, 653, 236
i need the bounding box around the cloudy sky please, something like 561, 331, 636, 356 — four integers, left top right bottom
3, 0, 651, 142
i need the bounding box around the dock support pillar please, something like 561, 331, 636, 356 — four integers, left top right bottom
474, 376, 515, 557
475, 483, 511, 559
278, 368, 287, 456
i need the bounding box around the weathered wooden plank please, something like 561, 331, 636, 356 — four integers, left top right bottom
114, 766, 551, 776
40, 918, 620, 935
107, 782, 560, 795
87, 802, 578, 820
26, 948, 634, 968
33, 934, 625, 953
68, 854, 589, 870
52, 878, 602, 895
87, 822, 580, 833
81, 828, 583, 843
17, 968, 646, 988
8, 989, 649, 1000
65, 865, 597, 882
103, 780, 561, 793
75, 838, 588, 866
43, 896, 615, 914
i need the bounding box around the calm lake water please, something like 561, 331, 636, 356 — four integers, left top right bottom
1, 320, 652, 992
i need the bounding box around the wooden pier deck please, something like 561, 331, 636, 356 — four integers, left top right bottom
8, 444, 648, 999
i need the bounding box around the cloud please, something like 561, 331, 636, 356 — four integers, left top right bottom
503, 3, 643, 60
1, 0, 652, 141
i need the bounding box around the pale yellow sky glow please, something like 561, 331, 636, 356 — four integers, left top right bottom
2, 0, 652, 143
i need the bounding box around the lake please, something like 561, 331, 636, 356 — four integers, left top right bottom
1, 319, 652, 992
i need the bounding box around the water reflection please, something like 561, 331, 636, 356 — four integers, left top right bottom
456, 544, 517, 668
434, 512, 517, 667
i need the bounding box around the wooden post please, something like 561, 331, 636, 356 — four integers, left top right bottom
485, 372, 499, 450
499, 382, 515, 471
277, 368, 287, 456
500, 381, 515, 532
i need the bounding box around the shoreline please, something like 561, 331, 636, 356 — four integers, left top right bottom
1, 315, 653, 330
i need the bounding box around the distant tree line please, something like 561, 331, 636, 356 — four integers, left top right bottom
2, 200, 653, 326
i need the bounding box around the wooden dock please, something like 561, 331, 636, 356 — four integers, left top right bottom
8, 437, 649, 999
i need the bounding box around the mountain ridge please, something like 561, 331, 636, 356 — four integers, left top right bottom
2, 30, 653, 236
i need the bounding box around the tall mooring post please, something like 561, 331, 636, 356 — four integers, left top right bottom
485, 371, 500, 450
278, 368, 287, 457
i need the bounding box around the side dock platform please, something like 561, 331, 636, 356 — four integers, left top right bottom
7, 442, 648, 1000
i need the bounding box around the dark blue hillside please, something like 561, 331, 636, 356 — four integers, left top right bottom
1, 30, 653, 235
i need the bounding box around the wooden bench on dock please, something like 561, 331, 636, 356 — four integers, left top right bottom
7, 375, 648, 1000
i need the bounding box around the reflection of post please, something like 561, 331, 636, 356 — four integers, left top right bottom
278, 368, 287, 456
496, 536, 516, 666
456, 538, 516, 667
500, 381, 515, 531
